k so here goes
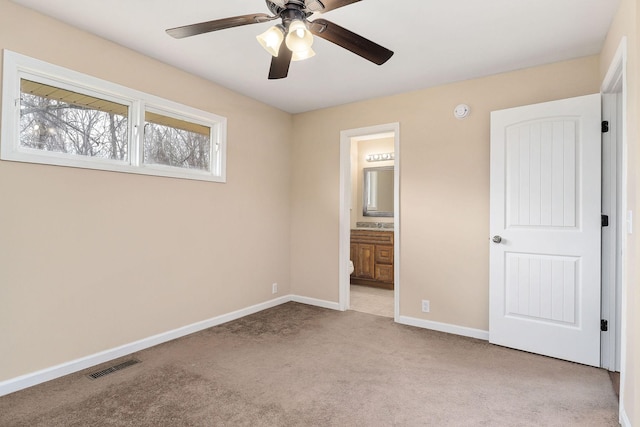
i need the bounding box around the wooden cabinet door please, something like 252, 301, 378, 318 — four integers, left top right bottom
375, 264, 394, 283
350, 244, 357, 276
356, 244, 375, 279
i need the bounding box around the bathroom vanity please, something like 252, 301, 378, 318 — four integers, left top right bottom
350, 229, 394, 290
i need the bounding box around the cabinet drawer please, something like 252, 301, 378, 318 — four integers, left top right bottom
375, 264, 394, 283
375, 245, 393, 264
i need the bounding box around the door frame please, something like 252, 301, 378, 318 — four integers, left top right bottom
600, 36, 628, 414
339, 123, 400, 319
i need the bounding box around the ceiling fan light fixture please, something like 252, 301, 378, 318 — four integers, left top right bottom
292, 47, 316, 61
285, 20, 314, 54
166, 0, 395, 79
256, 25, 285, 57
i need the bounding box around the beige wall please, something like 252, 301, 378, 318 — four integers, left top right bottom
354, 137, 395, 226
3, 1, 634, 416
291, 55, 601, 327
600, 0, 639, 423
0, 1, 292, 381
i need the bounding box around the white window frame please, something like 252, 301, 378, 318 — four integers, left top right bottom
1, 50, 227, 182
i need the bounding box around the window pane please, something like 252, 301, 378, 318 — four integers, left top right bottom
143, 111, 211, 172
19, 79, 129, 161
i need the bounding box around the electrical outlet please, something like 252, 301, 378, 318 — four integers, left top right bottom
272, 283, 278, 294
421, 300, 430, 313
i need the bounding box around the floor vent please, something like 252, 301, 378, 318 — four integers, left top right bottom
87, 359, 141, 380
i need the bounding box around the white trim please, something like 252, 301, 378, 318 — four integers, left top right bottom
620, 409, 631, 427
601, 61, 625, 373
0, 292, 500, 398
602, 38, 626, 91
0, 295, 291, 397
339, 130, 352, 311
600, 92, 620, 371
1, 50, 227, 182
396, 315, 489, 341
0, 294, 343, 397
290, 295, 341, 311
339, 123, 400, 318
601, 37, 628, 424
393, 127, 400, 321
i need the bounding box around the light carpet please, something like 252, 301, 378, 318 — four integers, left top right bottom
0, 302, 619, 426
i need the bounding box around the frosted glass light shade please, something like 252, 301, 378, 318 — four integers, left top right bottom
256, 25, 285, 57
285, 20, 313, 53
292, 48, 316, 61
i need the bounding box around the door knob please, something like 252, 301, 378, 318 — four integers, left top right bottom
492, 235, 502, 243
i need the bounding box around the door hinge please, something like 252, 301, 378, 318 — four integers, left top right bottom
601, 319, 608, 332
602, 121, 609, 133
602, 214, 609, 227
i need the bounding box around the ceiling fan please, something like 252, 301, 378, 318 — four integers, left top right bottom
166, 0, 394, 80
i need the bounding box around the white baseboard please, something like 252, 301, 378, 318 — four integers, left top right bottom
0, 296, 484, 397
290, 294, 341, 311
620, 406, 631, 427
0, 295, 291, 397
396, 315, 489, 340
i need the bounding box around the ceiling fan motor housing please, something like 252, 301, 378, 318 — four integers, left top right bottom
266, 0, 316, 18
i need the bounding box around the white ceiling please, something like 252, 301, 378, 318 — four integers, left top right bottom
11, 0, 620, 114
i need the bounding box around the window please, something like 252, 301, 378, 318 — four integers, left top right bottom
144, 110, 211, 171
1, 50, 226, 182
20, 79, 130, 161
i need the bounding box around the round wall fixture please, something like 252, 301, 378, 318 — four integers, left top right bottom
453, 104, 470, 119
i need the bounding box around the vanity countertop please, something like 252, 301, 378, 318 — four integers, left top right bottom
353, 227, 392, 231
354, 222, 393, 230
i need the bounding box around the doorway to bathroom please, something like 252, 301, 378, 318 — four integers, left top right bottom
339, 123, 400, 319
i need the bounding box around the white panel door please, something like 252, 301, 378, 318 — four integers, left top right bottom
489, 94, 601, 367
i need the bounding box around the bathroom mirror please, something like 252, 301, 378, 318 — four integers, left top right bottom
363, 166, 394, 217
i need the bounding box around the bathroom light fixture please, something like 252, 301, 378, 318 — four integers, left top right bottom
366, 152, 395, 162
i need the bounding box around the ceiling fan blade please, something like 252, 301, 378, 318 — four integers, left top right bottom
316, 0, 362, 13
308, 19, 393, 65
167, 14, 275, 39
268, 42, 293, 79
